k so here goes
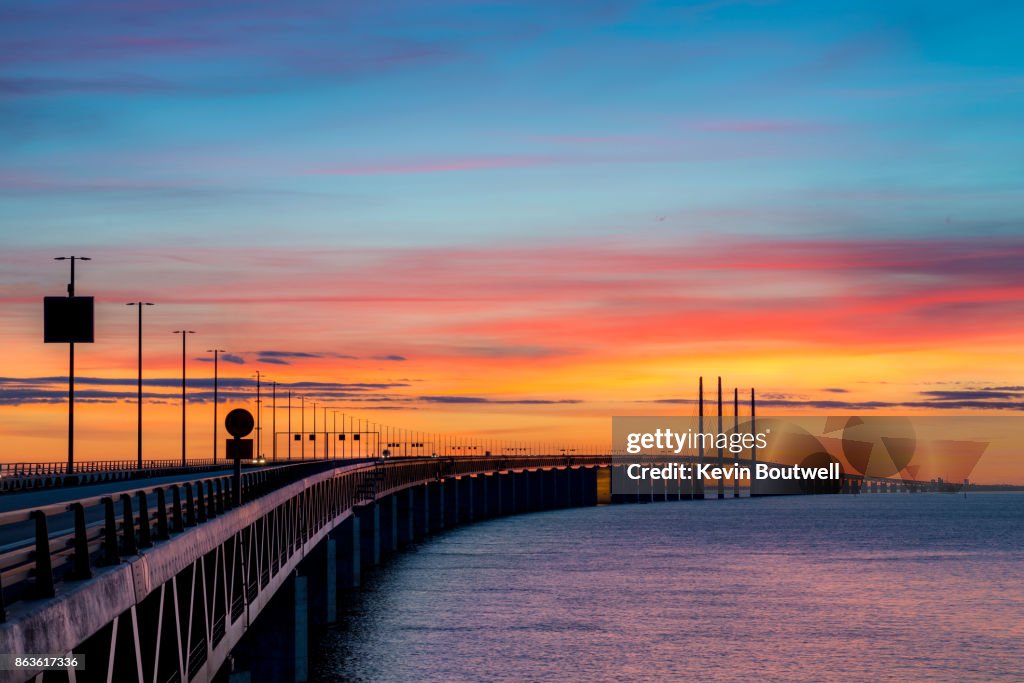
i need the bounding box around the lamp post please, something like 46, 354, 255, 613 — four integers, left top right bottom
55, 256, 90, 474
127, 302, 153, 469
311, 401, 318, 460
253, 370, 264, 459
272, 381, 277, 461
173, 330, 194, 466
207, 349, 225, 464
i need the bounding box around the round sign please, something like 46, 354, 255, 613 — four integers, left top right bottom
224, 408, 255, 439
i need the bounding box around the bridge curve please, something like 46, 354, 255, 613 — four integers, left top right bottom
0, 456, 608, 683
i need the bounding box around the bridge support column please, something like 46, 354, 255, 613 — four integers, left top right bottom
413, 484, 429, 539
556, 468, 571, 508
487, 473, 503, 516
545, 469, 558, 509
515, 471, 531, 512
444, 478, 458, 527
458, 477, 475, 523
666, 471, 681, 501
474, 474, 488, 518
397, 488, 414, 547
305, 539, 335, 629
380, 494, 398, 556
428, 481, 444, 532
499, 472, 514, 515
338, 514, 361, 589
489, 475, 501, 518
232, 571, 309, 683
356, 503, 380, 568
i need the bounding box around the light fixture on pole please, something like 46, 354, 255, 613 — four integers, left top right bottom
127, 302, 154, 469
207, 349, 225, 464
173, 330, 195, 466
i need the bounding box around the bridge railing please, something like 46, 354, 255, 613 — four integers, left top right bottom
0, 459, 232, 494
0, 459, 219, 477
0, 454, 608, 622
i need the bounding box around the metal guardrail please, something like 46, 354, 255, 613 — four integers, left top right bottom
0, 460, 217, 477
0, 454, 608, 622
0, 459, 231, 494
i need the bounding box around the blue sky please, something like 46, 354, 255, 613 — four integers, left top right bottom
3, 0, 1022, 250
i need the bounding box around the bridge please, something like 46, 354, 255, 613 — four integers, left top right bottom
0, 451, 947, 683
0, 455, 610, 683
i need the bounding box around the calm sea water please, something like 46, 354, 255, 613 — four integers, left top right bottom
312, 493, 1024, 682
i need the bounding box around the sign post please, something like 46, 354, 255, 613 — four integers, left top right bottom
225, 408, 255, 506
45, 256, 93, 474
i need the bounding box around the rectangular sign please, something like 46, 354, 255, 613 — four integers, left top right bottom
43, 296, 94, 343
226, 439, 253, 460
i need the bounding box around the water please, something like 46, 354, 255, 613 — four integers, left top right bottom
312, 494, 1024, 682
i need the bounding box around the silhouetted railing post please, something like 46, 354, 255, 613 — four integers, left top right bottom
120, 494, 137, 556
70, 502, 92, 579
155, 488, 170, 540
208, 480, 218, 516
102, 497, 119, 565
31, 510, 55, 598
215, 479, 224, 514
136, 491, 152, 548
185, 485, 197, 527
171, 486, 184, 532
197, 482, 208, 522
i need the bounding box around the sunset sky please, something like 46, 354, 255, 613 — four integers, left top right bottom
2, 1, 1023, 481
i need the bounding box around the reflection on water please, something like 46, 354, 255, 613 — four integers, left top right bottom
312, 494, 1024, 682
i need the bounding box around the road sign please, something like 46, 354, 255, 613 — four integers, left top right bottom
226, 439, 253, 460
43, 296, 94, 343
225, 408, 254, 439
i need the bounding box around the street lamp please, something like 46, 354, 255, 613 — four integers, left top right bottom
173, 330, 195, 466
208, 349, 225, 464
253, 370, 264, 459
127, 302, 154, 469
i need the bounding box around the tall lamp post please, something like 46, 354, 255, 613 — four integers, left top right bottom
127, 302, 154, 469
173, 330, 195, 466
54, 256, 90, 474
253, 370, 264, 459
208, 349, 225, 464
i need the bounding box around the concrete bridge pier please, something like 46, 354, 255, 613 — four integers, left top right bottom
512, 471, 529, 513
544, 468, 558, 509
666, 473, 681, 501
380, 494, 399, 557
582, 467, 598, 506
413, 483, 430, 539
457, 476, 475, 523
532, 470, 547, 511
471, 475, 487, 518
230, 571, 308, 683
481, 475, 497, 518
499, 471, 514, 515
569, 467, 585, 506
557, 471, 573, 507
356, 503, 380, 570
428, 480, 445, 532
398, 487, 415, 548
337, 514, 361, 589
440, 478, 456, 527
